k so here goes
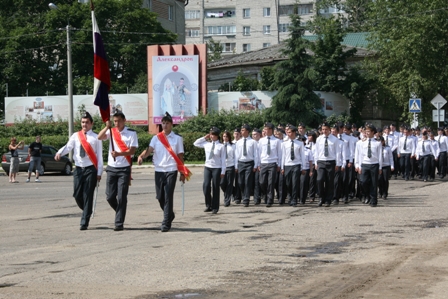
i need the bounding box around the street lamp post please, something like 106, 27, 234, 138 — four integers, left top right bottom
49, 3, 74, 158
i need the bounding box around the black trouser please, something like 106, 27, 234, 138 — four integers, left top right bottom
155, 171, 177, 229
253, 170, 261, 204
360, 163, 379, 204
220, 166, 234, 206
392, 150, 399, 177
238, 160, 255, 204
275, 168, 286, 204
317, 160, 336, 204
399, 154, 411, 179
342, 162, 353, 200
260, 163, 278, 205
430, 155, 436, 179
438, 151, 447, 177
333, 167, 342, 201
73, 165, 97, 227
300, 169, 311, 204
378, 165, 391, 198
309, 168, 317, 199
233, 172, 242, 201
203, 167, 221, 211
106, 166, 131, 227
420, 155, 431, 180
411, 156, 417, 178
284, 164, 301, 205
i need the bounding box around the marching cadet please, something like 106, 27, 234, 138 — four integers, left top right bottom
194, 127, 226, 214
377, 136, 393, 200
435, 127, 447, 179
315, 122, 342, 207
389, 123, 401, 179
300, 136, 314, 205
339, 123, 354, 204
429, 132, 440, 181
274, 127, 287, 203
98, 111, 138, 231
355, 124, 382, 207
281, 125, 306, 207
220, 130, 236, 207
397, 126, 415, 181
416, 132, 438, 182
251, 128, 262, 205
55, 112, 103, 230
331, 124, 346, 205
232, 128, 242, 203
259, 122, 282, 207
235, 124, 259, 207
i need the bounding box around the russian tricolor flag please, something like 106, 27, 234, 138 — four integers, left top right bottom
92, 5, 111, 122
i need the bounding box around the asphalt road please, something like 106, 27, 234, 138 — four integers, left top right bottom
1, 167, 448, 299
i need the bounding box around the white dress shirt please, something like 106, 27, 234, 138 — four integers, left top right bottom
314, 134, 342, 166
104, 127, 138, 168
150, 131, 184, 172
355, 137, 383, 169
57, 130, 103, 176
223, 142, 236, 168
416, 139, 437, 159
258, 135, 282, 166
384, 133, 397, 152
302, 147, 314, 170
193, 137, 226, 174
430, 140, 440, 157
338, 134, 353, 164
281, 138, 306, 169
234, 137, 259, 169
382, 146, 394, 168
398, 135, 416, 156
435, 135, 448, 152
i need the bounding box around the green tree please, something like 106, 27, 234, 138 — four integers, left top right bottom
218, 70, 259, 92
206, 37, 222, 62
266, 13, 323, 127
366, 0, 448, 124
0, 0, 176, 110
259, 66, 277, 91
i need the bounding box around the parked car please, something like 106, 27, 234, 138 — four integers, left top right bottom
1, 145, 72, 176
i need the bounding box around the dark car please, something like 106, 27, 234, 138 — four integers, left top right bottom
2, 145, 72, 176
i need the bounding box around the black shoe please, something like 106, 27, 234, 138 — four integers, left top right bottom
224, 203, 230, 207
383, 196, 388, 200
114, 226, 123, 231
80, 225, 87, 231
370, 203, 377, 207
343, 198, 349, 204
364, 198, 370, 204
324, 203, 331, 207
379, 194, 383, 198
332, 200, 339, 205
235, 200, 241, 204
161, 226, 170, 232
204, 208, 212, 212
318, 200, 323, 207
212, 210, 218, 214
254, 201, 260, 205
266, 203, 272, 207
243, 203, 249, 207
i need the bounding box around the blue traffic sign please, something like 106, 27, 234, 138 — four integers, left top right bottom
409, 98, 422, 113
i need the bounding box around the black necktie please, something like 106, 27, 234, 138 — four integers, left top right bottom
422, 140, 425, 153
368, 138, 372, 158
243, 138, 247, 156
209, 142, 215, 159
386, 136, 389, 146
225, 143, 228, 159
438, 137, 441, 146
324, 137, 329, 157
80, 133, 86, 158
404, 136, 407, 151
267, 136, 271, 155
291, 140, 295, 160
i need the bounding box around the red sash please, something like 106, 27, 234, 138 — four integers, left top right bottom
111, 128, 132, 165
157, 132, 192, 181
78, 131, 98, 169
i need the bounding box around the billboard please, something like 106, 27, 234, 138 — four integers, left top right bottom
151, 55, 199, 124
5, 93, 148, 125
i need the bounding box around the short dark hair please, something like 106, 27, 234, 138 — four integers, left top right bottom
81, 111, 93, 123
113, 111, 126, 120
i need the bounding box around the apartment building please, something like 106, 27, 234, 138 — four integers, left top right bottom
185, 0, 344, 54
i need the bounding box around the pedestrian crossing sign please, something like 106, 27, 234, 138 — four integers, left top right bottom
409, 98, 421, 113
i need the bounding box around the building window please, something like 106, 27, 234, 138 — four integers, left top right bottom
243, 8, 250, 18
205, 10, 235, 18
243, 26, 250, 36
185, 10, 200, 19
263, 7, 271, 17
243, 44, 251, 52
206, 26, 237, 36
279, 23, 290, 33
263, 43, 271, 48
186, 29, 200, 37
279, 5, 294, 16
168, 5, 173, 21
223, 43, 236, 53
263, 25, 271, 34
